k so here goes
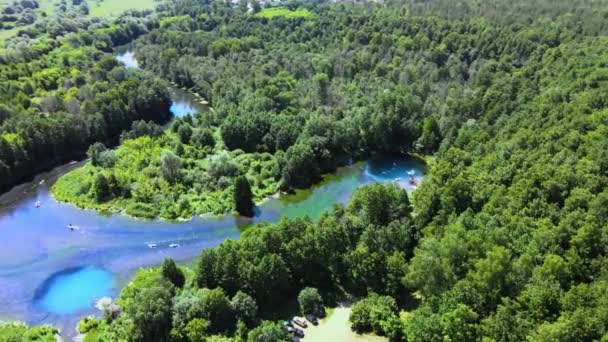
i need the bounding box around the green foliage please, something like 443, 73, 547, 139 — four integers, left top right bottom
231, 291, 258, 327
126, 286, 173, 342
297, 287, 323, 315
246, 321, 290, 342
347, 183, 411, 226
234, 175, 254, 217
161, 258, 185, 288
349, 294, 399, 337
0, 322, 57, 342
0, 8, 170, 192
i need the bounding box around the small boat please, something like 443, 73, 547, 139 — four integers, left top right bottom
35, 200, 41, 208
407, 169, 416, 176
169, 243, 181, 248
69, 161, 77, 165
39, 179, 45, 185
408, 176, 417, 186
147, 243, 158, 249
67, 224, 80, 231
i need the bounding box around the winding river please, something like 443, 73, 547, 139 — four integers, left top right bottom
0, 48, 427, 338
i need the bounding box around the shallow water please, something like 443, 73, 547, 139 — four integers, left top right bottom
0, 155, 425, 336
35, 267, 114, 315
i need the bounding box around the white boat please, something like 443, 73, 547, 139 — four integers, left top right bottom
67, 224, 80, 231
39, 179, 45, 185
35, 200, 41, 208
169, 243, 181, 248
407, 169, 416, 176
147, 243, 158, 248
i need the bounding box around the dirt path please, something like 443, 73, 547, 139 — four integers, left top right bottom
301, 306, 387, 342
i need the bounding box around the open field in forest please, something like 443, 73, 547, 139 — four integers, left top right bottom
256, 7, 313, 19
89, 0, 157, 17
302, 307, 387, 342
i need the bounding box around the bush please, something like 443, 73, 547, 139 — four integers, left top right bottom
350, 294, 399, 336
298, 287, 323, 315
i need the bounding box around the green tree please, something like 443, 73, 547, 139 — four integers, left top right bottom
91, 173, 110, 202
88, 142, 108, 167
231, 291, 258, 326
126, 286, 173, 342
234, 175, 254, 217
159, 150, 182, 183
298, 287, 323, 315
247, 321, 290, 342
161, 258, 185, 288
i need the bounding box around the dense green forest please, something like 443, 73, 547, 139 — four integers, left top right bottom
2, 0, 608, 340
0, 1, 170, 192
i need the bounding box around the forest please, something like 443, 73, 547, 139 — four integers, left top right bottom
0, 1, 170, 192
2, 0, 608, 340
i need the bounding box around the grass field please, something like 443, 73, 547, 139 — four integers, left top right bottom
302, 306, 387, 342
89, 0, 157, 17
256, 7, 313, 19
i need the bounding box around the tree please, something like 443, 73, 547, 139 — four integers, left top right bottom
251, 0, 261, 13
178, 124, 193, 144
91, 173, 110, 202
88, 142, 108, 167
231, 291, 258, 326
247, 321, 290, 342
161, 258, 185, 288
297, 287, 323, 315
349, 294, 399, 336
159, 150, 182, 183
347, 183, 411, 226
185, 318, 209, 342
126, 286, 173, 342
234, 176, 254, 217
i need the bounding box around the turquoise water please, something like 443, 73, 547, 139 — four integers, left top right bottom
36, 267, 114, 315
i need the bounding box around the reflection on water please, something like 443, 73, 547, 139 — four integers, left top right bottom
170, 87, 209, 117
115, 46, 208, 118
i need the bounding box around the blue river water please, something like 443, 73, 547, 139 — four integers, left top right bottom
0, 47, 427, 337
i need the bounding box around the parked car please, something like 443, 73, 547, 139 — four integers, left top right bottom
293, 316, 308, 328
283, 320, 293, 328
287, 326, 305, 338
305, 314, 319, 325
317, 306, 326, 318
292, 337, 300, 342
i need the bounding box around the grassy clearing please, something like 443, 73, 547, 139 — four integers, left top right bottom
256, 7, 313, 19
89, 0, 157, 17
302, 306, 387, 342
